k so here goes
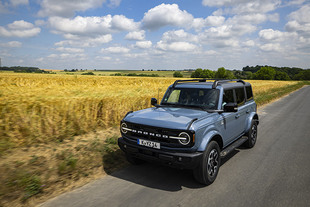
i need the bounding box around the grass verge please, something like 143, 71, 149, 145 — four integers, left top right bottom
255, 81, 309, 106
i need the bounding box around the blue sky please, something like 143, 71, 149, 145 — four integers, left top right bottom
0, 0, 309, 70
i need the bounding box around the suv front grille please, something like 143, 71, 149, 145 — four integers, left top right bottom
121, 122, 194, 148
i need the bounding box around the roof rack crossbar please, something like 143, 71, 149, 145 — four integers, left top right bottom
172, 79, 245, 89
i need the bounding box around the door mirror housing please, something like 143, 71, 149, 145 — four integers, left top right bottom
224, 102, 238, 112
151, 98, 158, 106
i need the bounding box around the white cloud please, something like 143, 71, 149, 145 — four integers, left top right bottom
287, 4, 310, 25
232, 13, 267, 25
96, 56, 112, 61
10, 0, 28, 6
38, 0, 106, 17
108, 0, 121, 7
35, 20, 46, 26
49, 15, 139, 36
242, 40, 255, 47
286, 5, 310, 38
135, 41, 152, 49
101, 46, 130, 53
162, 29, 198, 43
0, 20, 40, 38
125, 30, 145, 41
156, 41, 197, 52
142, 4, 193, 30
259, 29, 296, 42
202, 0, 281, 14
55, 47, 84, 53
284, 0, 306, 6
8, 20, 33, 29
55, 34, 112, 47
259, 43, 282, 52
205, 15, 226, 26
0, 41, 22, 47
192, 16, 225, 31
46, 53, 86, 61
284, 4, 310, 53
267, 13, 280, 22
111, 15, 140, 31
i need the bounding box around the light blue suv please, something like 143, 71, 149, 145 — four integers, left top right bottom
118, 79, 259, 185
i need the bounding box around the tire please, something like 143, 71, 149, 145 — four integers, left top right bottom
193, 141, 221, 185
244, 120, 258, 148
126, 153, 145, 165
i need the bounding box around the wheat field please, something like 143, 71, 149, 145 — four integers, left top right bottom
0, 73, 301, 151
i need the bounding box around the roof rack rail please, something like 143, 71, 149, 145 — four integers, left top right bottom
172, 79, 245, 89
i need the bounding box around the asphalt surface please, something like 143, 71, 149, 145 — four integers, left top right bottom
40, 86, 310, 207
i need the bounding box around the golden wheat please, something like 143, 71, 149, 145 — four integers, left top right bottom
0, 73, 300, 150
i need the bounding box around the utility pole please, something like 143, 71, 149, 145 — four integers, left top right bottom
0, 58, 2, 67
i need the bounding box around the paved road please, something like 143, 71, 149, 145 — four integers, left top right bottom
40, 86, 310, 207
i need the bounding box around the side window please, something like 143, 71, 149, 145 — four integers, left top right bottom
246, 86, 253, 101
222, 89, 234, 108
235, 87, 245, 106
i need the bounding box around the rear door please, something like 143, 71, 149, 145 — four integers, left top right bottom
234, 87, 247, 137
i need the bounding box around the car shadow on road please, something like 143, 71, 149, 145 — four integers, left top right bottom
106, 149, 240, 192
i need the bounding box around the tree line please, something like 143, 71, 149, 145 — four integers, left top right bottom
0, 66, 53, 73
189, 66, 310, 80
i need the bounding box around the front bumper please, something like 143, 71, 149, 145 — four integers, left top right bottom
118, 137, 203, 169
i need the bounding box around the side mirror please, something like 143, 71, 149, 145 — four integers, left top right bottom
151, 98, 158, 106
224, 102, 238, 112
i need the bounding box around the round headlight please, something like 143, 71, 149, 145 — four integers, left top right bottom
178, 132, 191, 145
121, 122, 128, 134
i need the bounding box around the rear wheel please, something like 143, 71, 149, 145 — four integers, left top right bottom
244, 120, 258, 148
193, 141, 221, 185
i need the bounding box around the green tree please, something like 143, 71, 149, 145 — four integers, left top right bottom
275, 71, 290, 80
215, 67, 235, 79
203, 69, 215, 78
254, 66, 276, 80
191, 68, 204, 78
215, 67, 226, 78
191, 68, 215, 78
293, 70, 310, 80
173, 71, 183, 77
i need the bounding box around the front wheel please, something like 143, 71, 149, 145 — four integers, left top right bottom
193, 141, 221, 185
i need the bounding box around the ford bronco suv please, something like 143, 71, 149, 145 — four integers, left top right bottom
118, 79, 259, 185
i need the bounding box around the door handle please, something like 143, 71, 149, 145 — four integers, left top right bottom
235, 114, 240, 118
246, 109, 250, 114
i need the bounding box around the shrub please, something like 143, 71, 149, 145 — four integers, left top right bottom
173, 71, 183, 77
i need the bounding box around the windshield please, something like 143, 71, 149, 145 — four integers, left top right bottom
161, 87, 219, 110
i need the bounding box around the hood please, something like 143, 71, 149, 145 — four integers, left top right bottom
124, 106, 210, 130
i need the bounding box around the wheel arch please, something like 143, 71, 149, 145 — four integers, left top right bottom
198, 131, 224, 151
245, 113, 259, 134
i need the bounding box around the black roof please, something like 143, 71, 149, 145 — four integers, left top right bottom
172, 79, 248, 89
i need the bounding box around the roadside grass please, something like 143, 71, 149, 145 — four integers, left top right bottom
254, 81, 309, 106
0, 128, 126, 207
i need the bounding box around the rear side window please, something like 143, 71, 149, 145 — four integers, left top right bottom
222, 89, 234, 107
235, 87, 245, 106
246, 86, 253, 101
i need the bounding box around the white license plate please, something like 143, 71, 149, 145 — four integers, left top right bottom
138, 139, 160, 149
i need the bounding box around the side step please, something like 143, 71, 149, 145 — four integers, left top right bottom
220, 136, 248, 158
